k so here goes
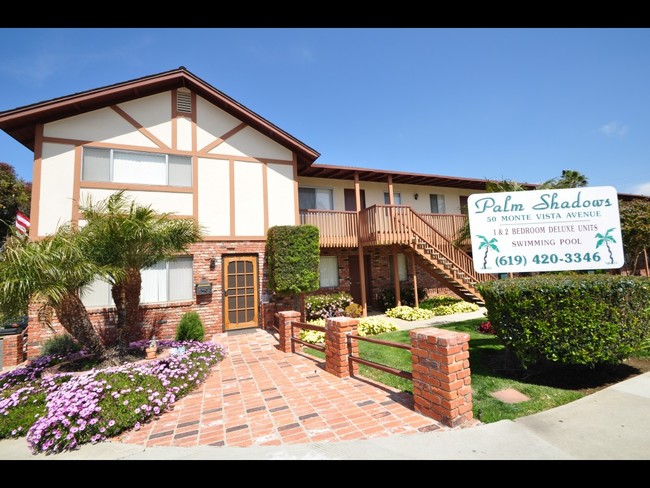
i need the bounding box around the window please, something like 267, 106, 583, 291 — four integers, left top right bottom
81, 257, 194, 308
383, 192, 402, 204
390, 253, 408, 282
430, 194, 446, 213
459, 195, 469, 215
82, 148, 192, 187
319, 256, 339, 288
299, 187, 333, 210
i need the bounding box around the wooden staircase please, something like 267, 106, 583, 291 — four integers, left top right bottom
358, 205, 495, 304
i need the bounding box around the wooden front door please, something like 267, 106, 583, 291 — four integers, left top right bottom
344, 189, 366, 211
348, 254, 372, 307
223, 255, 258, 330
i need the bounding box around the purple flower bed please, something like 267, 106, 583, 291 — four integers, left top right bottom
0, 340, 226, 454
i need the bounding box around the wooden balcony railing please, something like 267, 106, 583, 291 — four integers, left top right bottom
299, 210, 358, 247
419, 213, 468, 245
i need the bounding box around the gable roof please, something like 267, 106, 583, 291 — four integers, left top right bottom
0, 66, 320, 168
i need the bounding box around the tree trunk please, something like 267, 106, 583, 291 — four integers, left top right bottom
122, 269, 143, 351
111, 280, 128, 353
54, 294, 106, 359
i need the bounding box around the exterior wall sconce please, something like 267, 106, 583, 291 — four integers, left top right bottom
209, 258, 216, 271
414, 193, 419, 200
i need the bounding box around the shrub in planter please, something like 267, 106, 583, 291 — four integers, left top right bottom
345, 303, 363, 318
175, 312, 205, 342
305, 292, 353, 321
385, 306, 435, 321
419, 295, 461, 309
478, 275, 650, 367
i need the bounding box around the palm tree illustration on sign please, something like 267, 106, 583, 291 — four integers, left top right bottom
595, 228, 617, 264
477, 235, 499, 269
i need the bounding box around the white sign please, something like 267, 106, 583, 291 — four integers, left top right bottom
467, 186, 624, 273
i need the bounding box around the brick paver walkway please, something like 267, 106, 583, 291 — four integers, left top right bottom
118, 329, 444, 448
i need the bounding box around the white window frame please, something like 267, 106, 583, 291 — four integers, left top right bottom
81, 256, 194, 308
299, 187, 334, 210
430, 194, 446, 214
383, 192, 402, 204
319, 256, 339, 288
82, 147, 192, 187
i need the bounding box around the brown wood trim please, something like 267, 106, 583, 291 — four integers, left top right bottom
30, 124, 44, 240
293, 152, 299, 225
358, 245, 367, 317
72, 146, 82, 225
262, 161, 269, 233
73, 141, 195, 156
387, 174, 394, 205
110, 105, 170, 150
229, 159, 235, 236
171, 89, 178, 150
192, 155, 199, 225
42, 136, 92, 146
198, 122, 247, 154
411, 251, 419, 308
190, 91, 197, 153
354, 172, 361, 213
80, 181, 193, 193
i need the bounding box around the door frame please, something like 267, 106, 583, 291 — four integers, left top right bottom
223, 254, 259, 331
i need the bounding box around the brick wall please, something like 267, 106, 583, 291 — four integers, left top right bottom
1, 329, 27, 369
26, 240, 267, 358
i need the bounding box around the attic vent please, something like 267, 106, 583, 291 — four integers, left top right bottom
177, 91, 192, 114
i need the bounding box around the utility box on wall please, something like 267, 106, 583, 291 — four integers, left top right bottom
195, 279, 213, 296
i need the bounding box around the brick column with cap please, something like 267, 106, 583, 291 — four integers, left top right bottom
276, 310, 301, 353
325, 317, 359, 378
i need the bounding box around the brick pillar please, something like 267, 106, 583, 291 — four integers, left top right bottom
276, 311, 300, 353
410, 327, 472, 427
325, 317, 359, 378
2, 330, 26, 369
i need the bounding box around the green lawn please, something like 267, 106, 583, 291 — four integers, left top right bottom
302, 318, 648, 423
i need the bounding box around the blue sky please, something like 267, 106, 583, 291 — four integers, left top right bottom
1, 28, 649, 195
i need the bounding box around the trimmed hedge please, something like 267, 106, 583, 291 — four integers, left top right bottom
266, 225, 320, 295
478, 275, 650, 367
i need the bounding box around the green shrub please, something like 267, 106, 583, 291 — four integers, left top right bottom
305, 292, 353, 321
345, 303, 363, 318
478, 275, 650, 367
266, 225, 320, 295
358, 317, 398, 336
385, 306, 435, 321
376, 287, 426, 312
420, 295, 461, 309
41, 334, 82, 357
299, 317, 398, 343
429, 302, 480, 316
175, 312, 205, 341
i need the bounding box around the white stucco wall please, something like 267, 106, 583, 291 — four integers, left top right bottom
117, 92, 172, 148
176, 116, 192, 151
44, 107, 157, 148
267, 163, 296, 227
234, 160, 264, 236
195, 96, 242, 150
197, 157, 230, 235
297, 176, 481, 214
79, 188, 193, 216
223, 127, 292, 160
38, 143, 76, 235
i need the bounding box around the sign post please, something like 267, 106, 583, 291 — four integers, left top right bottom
467, 186, 624, 273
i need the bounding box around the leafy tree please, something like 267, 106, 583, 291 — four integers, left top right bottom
619, 199, 650, 274
79, 191, 202, 352
0, 163, 31, 245
0, 226, 109, 358
538, 169, 588, 189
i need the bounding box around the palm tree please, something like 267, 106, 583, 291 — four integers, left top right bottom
477, 235, 499, 269
596, 228, 617, 264
79, 191, 202, 351
454, 178, 526, 247
538, 169, 588, 189
0, 227, 109, 358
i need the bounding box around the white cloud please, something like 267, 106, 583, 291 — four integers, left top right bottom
600, 121, 629, 137
631, 181, 650, 196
